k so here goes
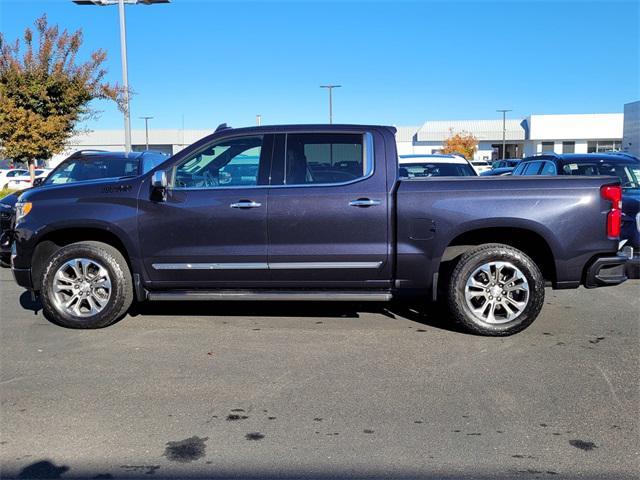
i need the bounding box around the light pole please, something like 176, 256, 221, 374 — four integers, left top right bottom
139, 116, 153, 150
320, 85, 341, 124
496, 109, 512, 160
72, 0, 170, 152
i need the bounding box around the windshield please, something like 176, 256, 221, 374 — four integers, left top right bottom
399, 162, 476, 178
44, 156, 140, 185
562, 162, 640, 189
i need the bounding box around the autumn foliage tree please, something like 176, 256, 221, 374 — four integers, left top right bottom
0, 14, 122, 179
441, 130, 478, 160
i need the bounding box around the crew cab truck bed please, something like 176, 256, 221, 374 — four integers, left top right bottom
10, 124, 628, 335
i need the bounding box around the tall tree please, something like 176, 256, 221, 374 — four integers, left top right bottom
0, 14, 122, 179
441, 130, 478, 160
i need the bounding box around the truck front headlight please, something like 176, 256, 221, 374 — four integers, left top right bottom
15, 202, 33, 223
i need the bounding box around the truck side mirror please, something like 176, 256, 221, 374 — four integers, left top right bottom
33, 177, 45, 187
151, 170, 168, 201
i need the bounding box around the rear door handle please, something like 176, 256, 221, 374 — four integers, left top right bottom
349, 198, 381, 207
230, 201, 262, 209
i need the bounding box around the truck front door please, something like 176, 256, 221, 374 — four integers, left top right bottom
138, 134, 273, 288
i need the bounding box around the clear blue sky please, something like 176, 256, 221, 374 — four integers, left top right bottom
1, 0, 638, 131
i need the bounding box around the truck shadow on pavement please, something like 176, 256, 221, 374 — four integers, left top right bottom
128, 299, 466, 334
18, 291, 464, 334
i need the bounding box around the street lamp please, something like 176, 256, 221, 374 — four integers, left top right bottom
72, 0, 170, 153
320, 85, 341, 124
496, 109, 512, 160
139, 116, 153, 150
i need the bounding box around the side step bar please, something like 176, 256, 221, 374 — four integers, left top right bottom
146, 290, 393, 302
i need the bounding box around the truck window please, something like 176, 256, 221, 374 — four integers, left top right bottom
284, 133, 368, 185
540, 161, 557, 175
173, 136, 263, 189
523, 161, 543, 175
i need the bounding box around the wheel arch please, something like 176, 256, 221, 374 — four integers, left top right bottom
436, 226, 557, 298
31, 227, 137, 291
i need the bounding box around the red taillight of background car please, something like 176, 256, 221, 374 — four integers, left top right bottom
600, 184, 622, 239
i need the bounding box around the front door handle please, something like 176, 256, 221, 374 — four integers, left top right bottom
230, 200, 262, 209
349, 198, 381, 207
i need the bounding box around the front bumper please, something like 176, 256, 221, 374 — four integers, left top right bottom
9, 241, 33, 289
0, 230, 12, 258
584, 253, 628, 288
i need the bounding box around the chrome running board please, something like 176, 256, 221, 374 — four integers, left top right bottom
146, 290, 393, 302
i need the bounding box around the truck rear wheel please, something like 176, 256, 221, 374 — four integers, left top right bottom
40, 241, 133, 329
447, 243, 545, 336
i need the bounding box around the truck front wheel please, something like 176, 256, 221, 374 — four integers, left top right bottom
447, 243, 545, 336
40, 241, 133, 329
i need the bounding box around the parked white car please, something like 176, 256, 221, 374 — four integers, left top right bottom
470, 160, 492, 174
398, 154, 477, 177
0, 169, 29, 190
5, 169, 51, 190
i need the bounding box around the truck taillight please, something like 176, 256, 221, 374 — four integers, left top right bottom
601, 184, 622, 239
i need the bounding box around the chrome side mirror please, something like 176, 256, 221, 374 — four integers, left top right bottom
152, 170, 167, 189
151, 170, 168, 202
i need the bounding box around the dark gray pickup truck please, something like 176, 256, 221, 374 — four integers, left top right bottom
10, 124, 629, 335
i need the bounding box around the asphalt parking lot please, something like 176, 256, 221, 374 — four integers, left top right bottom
0, 267, 638, 479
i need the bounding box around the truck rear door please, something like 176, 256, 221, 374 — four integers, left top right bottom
266, 130, 391, 288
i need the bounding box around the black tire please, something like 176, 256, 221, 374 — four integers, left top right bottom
40, 241, 133, 329
447, 243, 545, 336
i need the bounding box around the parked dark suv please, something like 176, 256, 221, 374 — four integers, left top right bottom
512, 152, 640, 278
0, 150, 167, 266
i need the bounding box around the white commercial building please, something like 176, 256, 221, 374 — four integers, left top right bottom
48, 111, 635, 167
622, 101, 640, 158
50, 128, 213, 167
396, 113, 625, 161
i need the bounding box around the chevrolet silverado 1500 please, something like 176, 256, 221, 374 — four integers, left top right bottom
9, 124, 629, 335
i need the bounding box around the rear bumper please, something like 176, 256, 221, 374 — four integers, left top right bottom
621, 245, 640, 280
584, 254, 628, 288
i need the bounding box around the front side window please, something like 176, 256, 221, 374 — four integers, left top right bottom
512, 163, 526, 175
284, 133, 367, 185
173, 136, 262, 189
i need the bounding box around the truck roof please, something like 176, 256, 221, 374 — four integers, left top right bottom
210, 124, 397, 135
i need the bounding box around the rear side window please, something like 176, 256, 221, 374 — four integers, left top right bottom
284, 133, 369, 185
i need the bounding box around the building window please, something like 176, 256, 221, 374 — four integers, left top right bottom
541, 142, 555, 152
587, 140, 622, 153
562, 141, 575, 153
